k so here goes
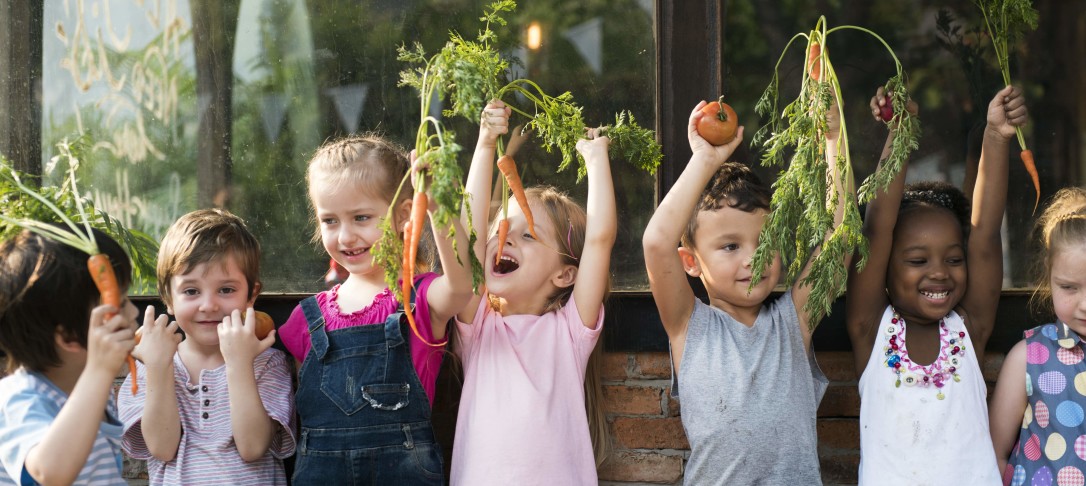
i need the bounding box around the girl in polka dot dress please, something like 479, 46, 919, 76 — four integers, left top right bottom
991, 187, 1086, 486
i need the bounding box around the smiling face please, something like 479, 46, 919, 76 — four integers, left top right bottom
168, 254, 257, 351
886, 207, 967, 325
312, 177, 406, 284
1050, 244, 1086, 336
485, 196, 577, 314
679, 205, 780, 317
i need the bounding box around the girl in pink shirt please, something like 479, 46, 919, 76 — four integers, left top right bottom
450, 101, 616, 485
277, 135, 474, 484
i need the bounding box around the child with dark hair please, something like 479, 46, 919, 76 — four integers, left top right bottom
119, 209, 295, 485
0, 227, 137, 485
846, 86, 1027, 484
643, 100, 849, 483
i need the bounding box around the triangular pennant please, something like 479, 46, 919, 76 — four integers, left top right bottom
261, 93, 287, 143
324, 83, 369, 134
562, 17, 603, 74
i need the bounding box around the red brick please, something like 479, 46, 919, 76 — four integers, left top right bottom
818, 384, 860, 417
612, 416, 689, 450
634, 352, 672, 379
604, 384, 664, 415
816, 351, 858, 382
817, 418, 860, 451
598, 451, 684, 483
819, 452, 860, 484
665, 388, 680, 417
602, 352, 631, 381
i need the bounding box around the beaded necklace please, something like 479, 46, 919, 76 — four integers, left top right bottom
883, 309, 966, 400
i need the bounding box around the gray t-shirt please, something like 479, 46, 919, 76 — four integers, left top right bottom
672, 291, 827, 485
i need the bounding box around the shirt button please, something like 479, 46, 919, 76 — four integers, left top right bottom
202, 412, 209, 419
201, 386, 208, 392
203, 399, 210, 407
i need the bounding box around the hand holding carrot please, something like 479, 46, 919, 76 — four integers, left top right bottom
131, 305, 180, 370
218, 307, 276, 367
986, 85, 1029, 141
870, 86, 918, 127
85, 303, 137, 377
575, 127, 610, 163
479, 100, 511, 150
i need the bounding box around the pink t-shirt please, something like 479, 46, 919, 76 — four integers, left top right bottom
279, 272, 447, 404
450, 294, 603, 486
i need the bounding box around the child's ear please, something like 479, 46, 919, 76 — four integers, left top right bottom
247, 281, 262, 307
678, 247, 702, 277
54, 327, 84, 353
396, 197, 413, 228
552, 264, 577, 289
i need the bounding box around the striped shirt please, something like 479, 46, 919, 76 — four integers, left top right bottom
0, 369, 126, 485
119, 348, 296, 485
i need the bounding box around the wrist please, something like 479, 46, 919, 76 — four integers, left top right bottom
476, 138, 497, 150
983, 126, 1012, 144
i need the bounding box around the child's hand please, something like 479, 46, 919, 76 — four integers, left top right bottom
85, 303, 137, 376
986, 85, 1029, 141
870, 86, 918, 126
825, 100, 840, 141
131, 305, 181, 369
576, 127, 610, 163
479, 100, 512, 149
506, 124, 532, 157
688, 101, 744, 161
218, 308, 275, 367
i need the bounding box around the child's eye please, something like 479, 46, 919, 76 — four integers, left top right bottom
182, 288, 199, 296
220, 287, 237, 295
947, 257, 964, 265
320, 218, 336, 225
906, 259, 925, 266
522, 232, 534, 240
1060, 284, 1077, 292
355, 215, 370, 222
722, 243, 738, 251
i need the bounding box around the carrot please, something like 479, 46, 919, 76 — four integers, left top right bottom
86, 253, 140, 394
1022, 149, 1040, 212
407, 191, 428, 282
400, 212, 442, 348
495, 218, 510, 266
496, 155, 536, 240
808, 41, 821, 81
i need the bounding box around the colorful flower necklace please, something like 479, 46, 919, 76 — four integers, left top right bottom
883, 309, 966, 400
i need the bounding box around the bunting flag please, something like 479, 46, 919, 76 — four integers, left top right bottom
324, 83, 368, 134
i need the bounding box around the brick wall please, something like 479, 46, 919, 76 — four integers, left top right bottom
117, 350, 1006, 485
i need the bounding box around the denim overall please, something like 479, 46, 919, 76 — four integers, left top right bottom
292, 293, 444, 485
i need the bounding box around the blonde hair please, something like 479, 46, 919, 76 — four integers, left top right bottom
1032, 187, 1086, 314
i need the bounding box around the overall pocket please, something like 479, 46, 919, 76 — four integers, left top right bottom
319, 341, 388, 415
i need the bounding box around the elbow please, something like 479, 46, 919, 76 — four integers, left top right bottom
148, 443, 178, 463
238, 445, 268, 463
642, 232, 674, 257
28, 469, 76, 486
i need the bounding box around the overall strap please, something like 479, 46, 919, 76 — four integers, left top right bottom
384, 278, 420, 348
301, 295, 329, 360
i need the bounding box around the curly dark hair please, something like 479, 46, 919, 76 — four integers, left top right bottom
681, 162, 772, 248
900, 180, 972, 240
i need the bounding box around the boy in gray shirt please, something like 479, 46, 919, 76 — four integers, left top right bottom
643, 101, 848, 485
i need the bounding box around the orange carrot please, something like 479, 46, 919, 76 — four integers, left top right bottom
495, 218, 510, 266
87, 254, 139, 394
1022, 149, 1040, 212
496, 155, 536, 240
407, 191, 428, 282
808, 41, 821, 82
400, 214, 442, 348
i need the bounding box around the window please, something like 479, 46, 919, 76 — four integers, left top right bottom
37, 0, 656, 294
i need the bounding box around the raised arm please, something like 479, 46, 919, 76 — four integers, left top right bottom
791, 100, 853, 348
457, 100, 511, 324
572, 129, 616, 327
643, 102, 743, 365
960, 85, 1027, 356
989, 339, 1027, 475
416, 171, 474, 338
219, 309, 277, 462
845, 87, 916, 373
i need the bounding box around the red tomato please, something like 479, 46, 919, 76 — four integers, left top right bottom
696, 99, 738, 146
880, 95, 894, 122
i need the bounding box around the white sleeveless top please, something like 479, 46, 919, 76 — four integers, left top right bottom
857, 306, 1001, 485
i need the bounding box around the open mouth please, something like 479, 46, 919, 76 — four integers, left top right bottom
921, 290, 949, 300
342, 248, 369, 257
494, 255, 520, 275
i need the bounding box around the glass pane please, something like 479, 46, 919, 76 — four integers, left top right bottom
41, 0, 657, 294
724, 0, 1082, 289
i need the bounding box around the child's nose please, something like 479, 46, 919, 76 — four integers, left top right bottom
198, 295, 219, 313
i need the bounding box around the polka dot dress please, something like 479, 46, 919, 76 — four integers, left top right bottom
1009, 324, 1086, 486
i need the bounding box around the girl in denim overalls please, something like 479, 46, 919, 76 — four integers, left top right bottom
991, 187, 1086, 484
449, 101, 615, 485
278, 135, 475, 484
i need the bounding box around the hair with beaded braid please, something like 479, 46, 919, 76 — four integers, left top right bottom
681, 162, 772, 248
1032, 187, 1086, 314
899, 181, 972, 241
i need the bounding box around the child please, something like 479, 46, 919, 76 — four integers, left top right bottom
449, 101, 615, 485
990, 187, 1086, 484
0, 226, 137, 485
643, 101, 846, 483
278, 135, 473, 484
845, 86, 1027, 484
119, 209, 296, 485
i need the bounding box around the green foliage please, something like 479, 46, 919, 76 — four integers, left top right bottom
0, 139, 159, 292
974, 0, 1038, 150
602, 111, 663, 179
750, 17, 921, 327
